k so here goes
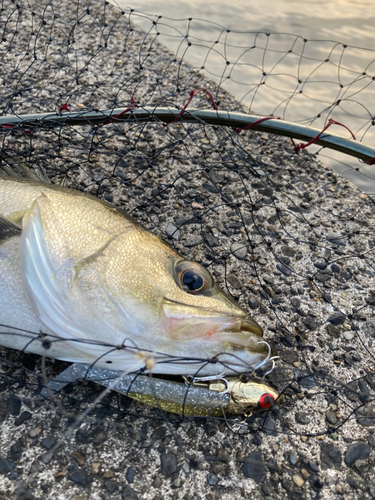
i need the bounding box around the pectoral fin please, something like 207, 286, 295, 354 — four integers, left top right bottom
19, 196, 128, 362
0, 214, 21, 243
20, 196, 87, 341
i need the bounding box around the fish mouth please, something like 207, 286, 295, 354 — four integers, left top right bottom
161, 299, 265, 352
229, 317, 263, 337
212, 318, 266, 353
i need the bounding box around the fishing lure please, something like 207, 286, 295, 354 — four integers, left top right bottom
41, 362, 279, 417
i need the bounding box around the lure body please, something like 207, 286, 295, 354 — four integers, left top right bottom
41, 363, 279, 417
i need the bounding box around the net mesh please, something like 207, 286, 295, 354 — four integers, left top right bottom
0, 1, 375, 499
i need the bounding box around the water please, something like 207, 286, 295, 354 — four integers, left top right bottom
111, 0, 375, 194
116, 0, 375, 48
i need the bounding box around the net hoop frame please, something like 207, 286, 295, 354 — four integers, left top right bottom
1, 108, 374, 163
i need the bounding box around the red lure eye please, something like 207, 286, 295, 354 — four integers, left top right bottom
259, 393, 275, 409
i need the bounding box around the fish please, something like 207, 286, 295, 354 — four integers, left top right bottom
0, 169, 276, 377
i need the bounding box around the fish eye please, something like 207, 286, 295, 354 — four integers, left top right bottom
181, 269, 204, 292
175, 261, 212, 294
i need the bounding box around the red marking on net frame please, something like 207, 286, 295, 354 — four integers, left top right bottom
167, 88, 219, 125
59, 103, 71, 113
100, 98, 137, 127
291, 118, 356, 155
0, 124, 33, 135
235, 116, 281, 134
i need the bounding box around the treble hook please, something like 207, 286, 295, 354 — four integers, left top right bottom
253, 340, 279, 374
263, 357, 278, 376
184, 369, 230, 395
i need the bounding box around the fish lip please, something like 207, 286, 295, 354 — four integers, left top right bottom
228, 318, 263, 338
161, 298, 264, 346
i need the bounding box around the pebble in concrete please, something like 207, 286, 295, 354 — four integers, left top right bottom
230, 242, 248, 259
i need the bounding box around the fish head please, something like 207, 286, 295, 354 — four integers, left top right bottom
160, 259, 263, 343
98, 227, 272, 374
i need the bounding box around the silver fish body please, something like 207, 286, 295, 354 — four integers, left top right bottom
0, 177, 274, 376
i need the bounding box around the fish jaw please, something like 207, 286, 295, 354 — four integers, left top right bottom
162, 298, 262, 338
161, 297, 268, 361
